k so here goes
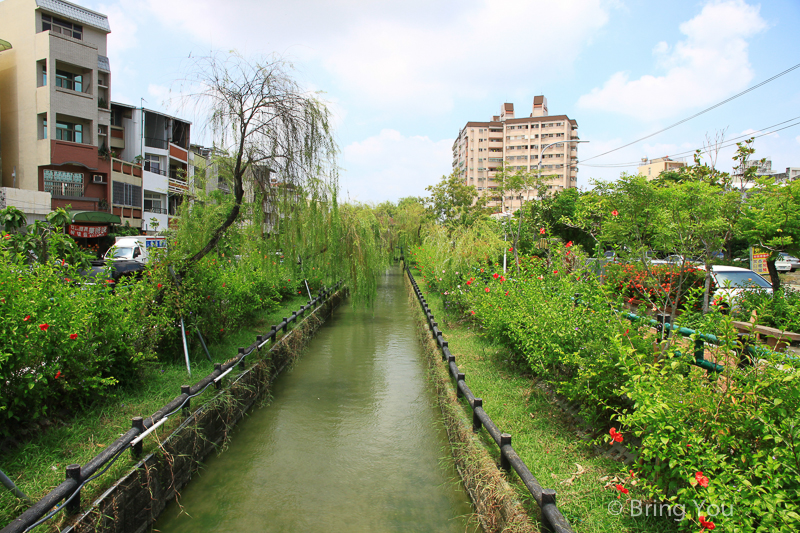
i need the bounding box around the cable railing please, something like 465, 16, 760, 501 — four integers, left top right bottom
1, 281, 343, 533
403, 261, 574, 533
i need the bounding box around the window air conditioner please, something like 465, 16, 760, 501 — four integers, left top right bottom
92, 174, 106, 184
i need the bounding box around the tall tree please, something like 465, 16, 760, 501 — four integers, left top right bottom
178, 52, 337, 265
738, 178, 800, 291
424, 170, 488, 231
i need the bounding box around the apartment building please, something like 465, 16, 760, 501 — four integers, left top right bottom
452, 96, 579, 212
110, 102, 191, 234
638, 156, 686, 180
0, 0, 114, 226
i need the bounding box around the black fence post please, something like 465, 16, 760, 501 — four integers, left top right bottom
282, 318, 288, 333
238, 347, 246, 370
65, 464, 81, 514
181, 385, 191, 417
214, 363, 223, 389
541, 489, 557, 533
131, 417, 144, 458
472, 399, 483, 432
500, 433, 512, 471
456, 373, 465, 397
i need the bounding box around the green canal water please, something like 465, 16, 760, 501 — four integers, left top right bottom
153, 267, 478, 532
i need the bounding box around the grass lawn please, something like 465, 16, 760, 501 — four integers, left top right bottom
413, 270, 683, 533
0, 294, 309, 531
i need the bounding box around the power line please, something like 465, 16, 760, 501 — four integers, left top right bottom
579, 115, 800, 168
581, 62, 800, 163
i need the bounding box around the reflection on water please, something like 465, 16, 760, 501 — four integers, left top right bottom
153, 267, 477, 532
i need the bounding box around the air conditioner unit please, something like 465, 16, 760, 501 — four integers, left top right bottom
92, 174, 106, 184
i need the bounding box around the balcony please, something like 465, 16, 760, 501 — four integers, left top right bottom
143, 161, 168, 176
144, 136, 168, 150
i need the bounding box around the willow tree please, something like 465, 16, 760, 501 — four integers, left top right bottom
178, 52, 337, 265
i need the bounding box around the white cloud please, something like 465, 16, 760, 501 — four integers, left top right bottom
341, 129, 453, 203
132, 0, 611, 114
577, 0, 767, 120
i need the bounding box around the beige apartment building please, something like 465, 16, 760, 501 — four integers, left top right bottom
0, 0, 114, 224
638, 156, 686, 180
453, 96, 579, 212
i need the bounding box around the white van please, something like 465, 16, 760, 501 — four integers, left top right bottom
104, 236, 166, 265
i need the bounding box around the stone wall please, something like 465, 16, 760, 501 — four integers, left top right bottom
61, 291, 344, 533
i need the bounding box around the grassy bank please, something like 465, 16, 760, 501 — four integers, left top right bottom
0, 294, 308, 531
411, 268, 682, 533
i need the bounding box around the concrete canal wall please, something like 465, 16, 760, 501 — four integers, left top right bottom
61, 290, 345, 533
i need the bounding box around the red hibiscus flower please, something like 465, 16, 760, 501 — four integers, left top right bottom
23, 315, 30, 321
157, 283, 162, 288
39, 323, 49, 331
699, 516, 715, 530
609, 428, 623, 443
470, 310, 475, 315
69, 333, 78, 340
484, 287, 490, 293
500, 276, 505, 282
508, 247, 513, 252
695, 472, 709, 488
553, 270, 558, 274
611, 210, 619, 216
615, 484, 629, 495
493, 273, 499, 279
539, 228, 546, 235
466, 280, 472, 285
54, 371, 61, 379
566, 241, 573, 247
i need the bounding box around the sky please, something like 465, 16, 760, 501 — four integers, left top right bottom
82, 0, 800, 203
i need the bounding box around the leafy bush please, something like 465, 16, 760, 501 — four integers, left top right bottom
413, 238, 800, 531
0, 252, 168, 435
731, 288, 800, 333
604, 262, 707, 309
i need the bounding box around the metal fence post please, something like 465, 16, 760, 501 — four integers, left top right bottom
131, 417, 144, 458
65, 464, 81, 514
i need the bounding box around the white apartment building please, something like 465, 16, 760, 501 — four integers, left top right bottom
110, 102, 191, 234
0, 0, 114, 223
453, 96, 579, 212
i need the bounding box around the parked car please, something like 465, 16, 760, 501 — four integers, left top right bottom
699, 265, 772, 307
778, 253, 800, 272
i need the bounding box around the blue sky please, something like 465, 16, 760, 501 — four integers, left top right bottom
86, 0, 800, 203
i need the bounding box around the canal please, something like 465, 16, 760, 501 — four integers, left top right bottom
153, 267, 478, 532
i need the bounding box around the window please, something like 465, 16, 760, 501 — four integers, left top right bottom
144, 191, 163, 212
56, 121, 83, 143
56, 70, 82, 92
144, 154, 162, 174
39, 114, 47, 140
37, 60, 47, 87
113, 182, 142, 207
42, 15, 82, 40
44, 169, 83, 196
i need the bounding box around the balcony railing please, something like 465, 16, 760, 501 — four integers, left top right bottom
143, 161, 168, 176
144, 206, 168, 215
144, 137, 168, 150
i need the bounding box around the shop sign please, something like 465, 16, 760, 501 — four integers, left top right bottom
69, 224, 108, 239
750, 246, 769, 276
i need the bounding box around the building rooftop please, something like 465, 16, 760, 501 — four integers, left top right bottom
36, 0, 111, 32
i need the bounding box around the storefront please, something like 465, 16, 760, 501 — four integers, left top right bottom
69, 211, 121, 258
